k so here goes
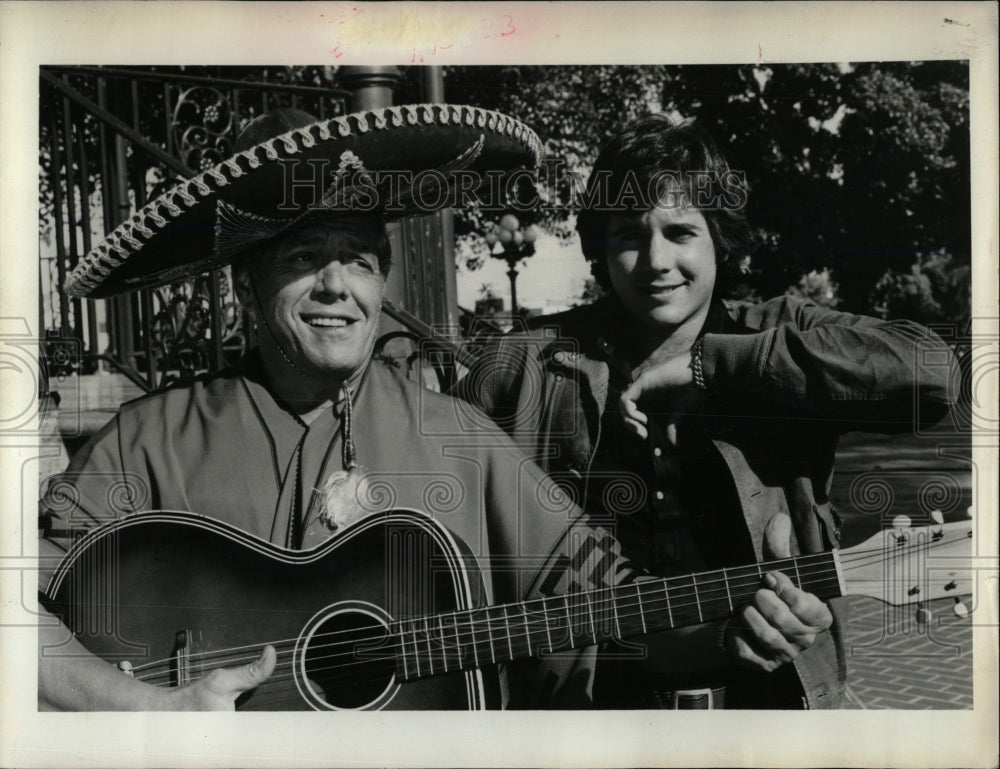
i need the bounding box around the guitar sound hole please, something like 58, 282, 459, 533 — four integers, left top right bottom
301, 608, 397, 709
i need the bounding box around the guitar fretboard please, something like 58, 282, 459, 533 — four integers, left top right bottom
391, 552, 841, 681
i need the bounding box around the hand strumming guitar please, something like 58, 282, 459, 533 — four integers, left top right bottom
166, 646, 277, 710
37, 603, 276, 711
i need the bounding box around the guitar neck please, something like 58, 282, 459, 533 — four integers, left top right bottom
392, 552, 842, 681
392, 520, 973, 682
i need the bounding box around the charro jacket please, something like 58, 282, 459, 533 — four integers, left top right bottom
453, 294, 956, 708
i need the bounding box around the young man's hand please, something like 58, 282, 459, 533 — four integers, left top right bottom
620, 351, 703, 442
723, 513, 833, 672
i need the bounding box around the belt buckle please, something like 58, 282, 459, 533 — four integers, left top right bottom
671, 686, 716, 710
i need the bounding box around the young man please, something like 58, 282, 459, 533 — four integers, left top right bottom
452, 114, 956, 708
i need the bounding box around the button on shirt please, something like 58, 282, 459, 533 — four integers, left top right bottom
584, 374, 707, 578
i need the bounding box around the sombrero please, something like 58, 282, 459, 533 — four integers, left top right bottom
64, 104, 542, 298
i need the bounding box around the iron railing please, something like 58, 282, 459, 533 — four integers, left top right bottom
40, 65, 353, 392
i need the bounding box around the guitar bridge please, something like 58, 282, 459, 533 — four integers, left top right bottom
172, 629, 203, 687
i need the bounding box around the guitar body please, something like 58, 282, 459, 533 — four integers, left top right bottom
43, 510, 499, 710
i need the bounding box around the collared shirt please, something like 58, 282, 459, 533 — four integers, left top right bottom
584, 343, 708, 578
233, 353, 348, 548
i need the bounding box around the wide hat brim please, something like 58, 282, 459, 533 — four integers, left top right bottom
64, 104, 542, 298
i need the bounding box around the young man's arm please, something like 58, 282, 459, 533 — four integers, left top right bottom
621, 296, 957, 436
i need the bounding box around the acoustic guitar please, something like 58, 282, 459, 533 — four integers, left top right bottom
42, 509, 973, 710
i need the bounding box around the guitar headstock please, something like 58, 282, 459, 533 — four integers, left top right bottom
837, 517, 973, 607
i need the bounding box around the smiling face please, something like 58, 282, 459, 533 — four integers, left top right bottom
236, 217, 387, 390
605, 203, 717, 339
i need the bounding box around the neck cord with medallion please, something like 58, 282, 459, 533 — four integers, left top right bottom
249, 275, 365, 543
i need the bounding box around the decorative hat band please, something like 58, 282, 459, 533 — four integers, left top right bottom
211, 133, 487, 264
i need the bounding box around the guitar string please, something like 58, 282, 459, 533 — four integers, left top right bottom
127, 552, 842, 677
130, 530, 951, 676
128, 531, 965, 688
132, 558, 937, 696
132, 571, 850, 686
128, 556, 938, 689
127, 548, 843, 674
131, 575, 845, 690
129, 544, 966, 708
132, 570, 842, 701
132, 566, 828, 694
133, 574, 849, 702
128, 544, 949, 687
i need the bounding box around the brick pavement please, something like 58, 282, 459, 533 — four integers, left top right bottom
842, 594, 974, 709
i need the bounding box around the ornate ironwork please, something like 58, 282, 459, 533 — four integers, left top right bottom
171, 86, 235, 172
148, 268, 247, 386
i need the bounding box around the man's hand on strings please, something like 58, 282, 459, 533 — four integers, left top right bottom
722, 514, 833, 673
167, 645, 276, 710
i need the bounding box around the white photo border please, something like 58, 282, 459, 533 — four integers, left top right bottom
1, 2, 997, 767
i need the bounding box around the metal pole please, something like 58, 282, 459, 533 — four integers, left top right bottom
423, 66, 458, 331
507, 262, 519, 315
128, 78, 158, 388
109, 81, 137, 374
47, 108, 70, 339
424, 65, 445, 103
337, 66, 402, 112
76, 107, 100, 359
337, 67, 408, 338
60, 78, 83, 343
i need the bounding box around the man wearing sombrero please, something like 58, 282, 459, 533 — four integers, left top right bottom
37, 105, 633, 710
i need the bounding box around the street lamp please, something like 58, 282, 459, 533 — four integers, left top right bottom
484, 214, 539, 315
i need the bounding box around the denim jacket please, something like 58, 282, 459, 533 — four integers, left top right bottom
453, 295, 956, 708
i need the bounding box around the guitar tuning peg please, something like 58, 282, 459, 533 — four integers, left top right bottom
966, 505, 974, 519
116, 660, 134, 677
915, 606, 932, 624
953, 598, 969, 618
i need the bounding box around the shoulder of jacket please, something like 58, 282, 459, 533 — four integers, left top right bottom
526, 301, 608, 338
505, 302, 611, 359
117, 367, 240, 417
370, 357, 513, 437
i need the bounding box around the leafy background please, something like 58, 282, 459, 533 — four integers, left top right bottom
399, 62, 970, 325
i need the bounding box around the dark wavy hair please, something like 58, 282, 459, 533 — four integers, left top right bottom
576, 114, 754, 296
